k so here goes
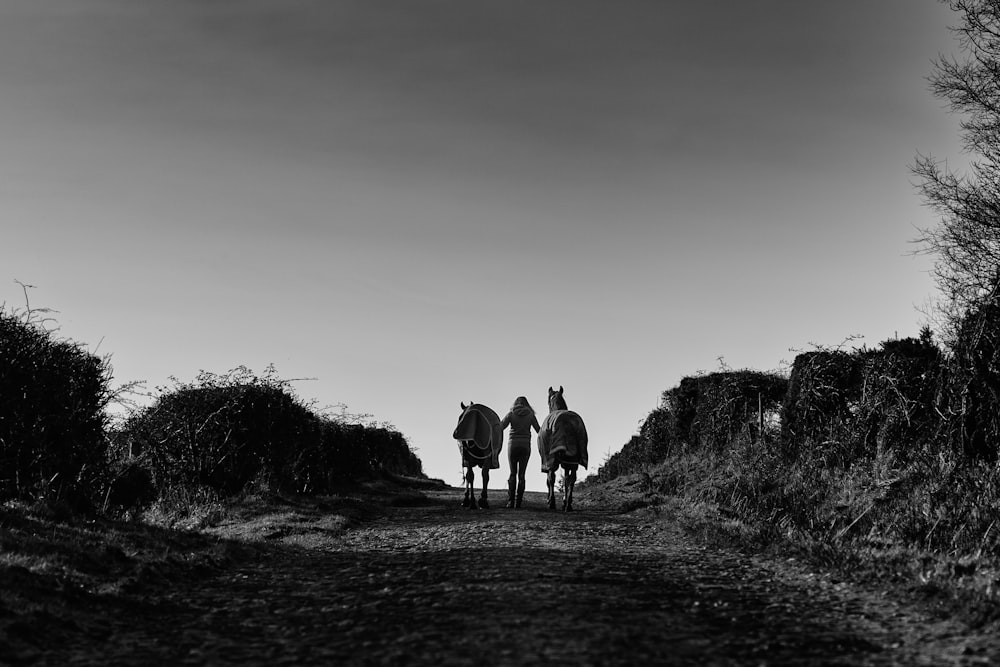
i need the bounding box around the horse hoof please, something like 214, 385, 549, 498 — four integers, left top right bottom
547, 500, 556, 511
479, 499, 490, 510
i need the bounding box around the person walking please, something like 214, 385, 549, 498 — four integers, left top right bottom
498, 396, 540, 508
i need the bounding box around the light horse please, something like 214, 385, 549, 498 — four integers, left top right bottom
537, 386, 589, 511
452, 402, 503, 509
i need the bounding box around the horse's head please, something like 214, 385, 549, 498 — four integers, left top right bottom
548, 386, 568, 411
453, 402, 478, 441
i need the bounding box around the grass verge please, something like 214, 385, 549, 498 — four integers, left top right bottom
584, 461, 1000, 634
0, 474, 444, 663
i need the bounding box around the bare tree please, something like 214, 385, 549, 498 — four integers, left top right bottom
914, 0, 1000, 339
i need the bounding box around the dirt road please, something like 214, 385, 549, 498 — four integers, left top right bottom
17, 486, 1000, 666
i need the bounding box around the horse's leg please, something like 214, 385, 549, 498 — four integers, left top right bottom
546, 469, 557, 510
563, 466, 577, 512
479, 467, 490, 509
464, 465, 477, 509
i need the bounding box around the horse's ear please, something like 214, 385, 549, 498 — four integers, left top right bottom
548, 386, 554, 394
559, 385, 564, 394
461, 402, 467, 410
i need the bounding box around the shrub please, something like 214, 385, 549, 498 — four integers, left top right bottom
606, 330, 1000, 565
780, 350, 866, 461
113, 367, 322, 496
944, 301, 1000, 460
781, 333, 944, 467
854, 332, 944, 465
113, 366, 426, 499
664, 370, 788, 452
0, 308, 112, 505
366, 427, 423, 477
594, 370, 787, 483
593, 435, 650, 482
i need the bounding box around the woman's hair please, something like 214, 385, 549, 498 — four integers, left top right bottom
512, 396, 534, 413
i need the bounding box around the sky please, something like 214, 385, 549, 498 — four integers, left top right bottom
0, 1, 967, 491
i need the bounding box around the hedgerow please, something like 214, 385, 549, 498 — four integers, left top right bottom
0, 289, 424, 517
110, 366, 424, 505
595, 329, 1000, 563
665, 370, 788, 452
943, 299, 1000, 461
0, 306, 112, 507
780, 331, 943, 467
111, 367, 323, 496
593, 370, 787, 483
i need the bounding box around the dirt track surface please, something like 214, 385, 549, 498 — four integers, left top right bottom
13, 487, 1000, 666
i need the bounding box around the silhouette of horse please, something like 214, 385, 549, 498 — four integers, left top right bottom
538, 386, 588, 511
452, 402, 502, 509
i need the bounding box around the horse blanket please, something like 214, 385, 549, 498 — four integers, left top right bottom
453, 403, 502, 470
537, 409, 588, 472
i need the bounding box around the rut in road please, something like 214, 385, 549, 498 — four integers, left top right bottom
37, 491, 996, 666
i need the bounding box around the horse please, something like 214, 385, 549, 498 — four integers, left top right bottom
537, 386, 589, 511
452, 402, 503, 509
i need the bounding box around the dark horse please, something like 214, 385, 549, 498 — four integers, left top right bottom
452, 402, 502, 509
537, 386, 589, 511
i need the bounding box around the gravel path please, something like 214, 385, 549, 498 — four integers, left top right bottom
20, 488, 1000, 666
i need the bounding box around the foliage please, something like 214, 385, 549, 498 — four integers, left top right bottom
593, 369, 787, 482
780, 349, 866, 460
780, 333, 944, 466
112, 367, 322, 496
112, 366, 424, 501
854, 330, 945, 464
0, 306, 112, 506
942, 299, 1000, 459
291, 420, 423, 494
597, 332, 1000, 580
664, 370, 787, 451
594, 326, 1000, 561
593, 436, 653, 483
0, 284, 425, 515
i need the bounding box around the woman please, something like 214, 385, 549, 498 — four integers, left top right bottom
498, 396, 540, 508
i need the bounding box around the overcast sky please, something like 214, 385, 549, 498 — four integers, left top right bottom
0, 1, 965, 490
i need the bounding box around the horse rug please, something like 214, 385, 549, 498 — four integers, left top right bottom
537, 409, 588, 472
453, 404, 502, 470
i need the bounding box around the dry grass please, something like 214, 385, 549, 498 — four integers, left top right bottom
593, 458, 1000, 634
